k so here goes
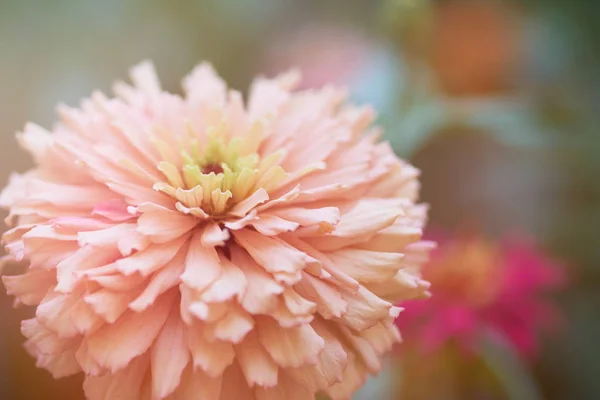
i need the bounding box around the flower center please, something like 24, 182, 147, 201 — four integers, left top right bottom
201, 163, 224, 175
151, 124, 288, 217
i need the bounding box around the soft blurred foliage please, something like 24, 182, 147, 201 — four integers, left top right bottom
0, 0, 599, 399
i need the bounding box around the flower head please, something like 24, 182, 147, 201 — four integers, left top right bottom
0, 62, 432, 399
397, 231, 565, 359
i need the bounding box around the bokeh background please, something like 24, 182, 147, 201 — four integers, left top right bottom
1, 0, 599, 399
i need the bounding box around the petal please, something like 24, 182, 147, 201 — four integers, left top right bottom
92, 199, 135, 221
287, 318, 347, 392
129, 250, 186, 312
219, 362, 255, 400
3, 269, 55, 306
86, 291, 175, 372
326, 248, 403, 283
56, 245, 120, 293
268, 206, 340, 230
116, 234, 189, 276
83, 354, 149, 400
187, 321, 235, 378
255, 372, 314, 400
206, 306, 254, 344
84, 288, 142, 323
181, 231, 221, 292
250, 214, 300, 236
151, 308, 190, 399
201, 222, 230, 247
200, 257, 246, 304
256, 317, 324, 368
25, 341, 81, 379
136, 203, 199, 243
295, 273, 348, 319
228, 188, 269, 217
232, 246, 284, 314
174, 367, 223, 400
183, 63, 227, 106
233, 229, 317, 284
235, 330, 279, 388
339, 286, 393, 331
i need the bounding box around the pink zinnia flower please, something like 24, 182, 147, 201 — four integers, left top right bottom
0, 62, 433, 399
397, 231, 565, 360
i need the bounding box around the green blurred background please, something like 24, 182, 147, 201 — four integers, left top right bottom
0, 0, 599, 398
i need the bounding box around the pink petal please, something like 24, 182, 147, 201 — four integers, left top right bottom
151, 308, 190, 398
116, 234, 189, 276
201, 222, 230, 247
286, 319, 347, 392
85, 288, 142, 323
174, 366, 223, 400
256, 317, 325, 368
83, 354, 149, 400
235, 330, 279, 388
255, 372, 314, 400
233, 229, 317, 284
187, 321, 235, 378
129, 251, 186, 312
92, 199, 135, 221
136, 203, 199, 243
181, 231, 221, 291
3, 269, 55, 306
229, 188, 269, 217
232, 246, 284, 314
326, 248, 403, 283
86, 291, 175, 372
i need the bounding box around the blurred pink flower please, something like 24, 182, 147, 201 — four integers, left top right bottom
0, 62, 433, 399
397, 231, 565, 360
263, 25, 373, 90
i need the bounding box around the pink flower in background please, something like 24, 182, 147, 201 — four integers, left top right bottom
397, 231, 565, 360
263, 25, 372, 89
0, 62, 433, 399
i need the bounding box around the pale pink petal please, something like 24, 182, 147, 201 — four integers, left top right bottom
339, 286, 393, 331
129, 251, 186, 312
151, 308, 190, 399
228, 188, 269, 217
327, 248, 403, 283
3, 269, 55, 306
233, 229, 318, 284
183, 63, 227, 106
174, 367, 223, 400
250, 214, 300, 236
287, 319, 347, 392
84, 288, 142, 323
235, 330, 279, 388
187, 321, 235, 378
257, 317, 325, 368
218, 363, 255, 400
25, 341, 81, 379
180, 231, 221, 291
199, 257, 246, 303
201, 222, 230, 247
232, 246, 284, 314
136, 203, 199, 243
116, 234, 189, 276
86, 291, 175, 372
255, 372, 314, 400
83, 354, 149, 400
206, 305, 254, 344
92, 199, 135, 221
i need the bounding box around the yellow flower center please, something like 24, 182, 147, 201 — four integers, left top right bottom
151, 123, 288, 216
